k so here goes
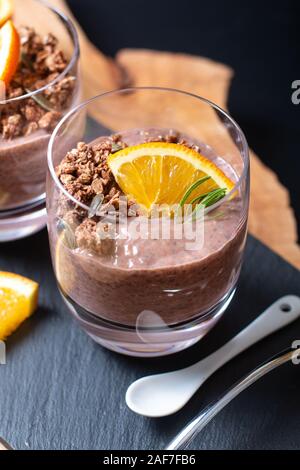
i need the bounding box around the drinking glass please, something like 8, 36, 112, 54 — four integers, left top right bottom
47, 87, 249, 357
0, 0, 81, 241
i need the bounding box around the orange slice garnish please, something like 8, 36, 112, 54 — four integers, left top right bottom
108, 142, 235, 211
0, 0, 13, 28
0, 19, 20, 87
0, 271, 39, 340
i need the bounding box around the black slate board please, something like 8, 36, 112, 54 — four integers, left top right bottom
0, 232, 300, 450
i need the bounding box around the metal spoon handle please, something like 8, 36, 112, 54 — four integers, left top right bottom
166, 348, 296, 450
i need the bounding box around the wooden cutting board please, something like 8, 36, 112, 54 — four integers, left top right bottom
45, 0, 300, 269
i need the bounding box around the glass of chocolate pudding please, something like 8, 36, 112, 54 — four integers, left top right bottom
0, 0, 81, 241
47, 88, 249, 357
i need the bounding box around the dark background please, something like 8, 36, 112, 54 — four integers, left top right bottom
1, 2, 300, 450
67, 0, 300, 240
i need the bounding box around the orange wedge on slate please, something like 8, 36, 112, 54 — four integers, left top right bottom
0, 271, 39, 340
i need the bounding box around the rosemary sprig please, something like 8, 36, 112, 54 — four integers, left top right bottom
88, 194, 104, 219
25, 88, 54, 112
179, 176, 211, 207
178, 175, 228, 223
200, 188, 227, 208
190, 189, 215, 205
111, 143, 123, 153
191, 188, 227, 221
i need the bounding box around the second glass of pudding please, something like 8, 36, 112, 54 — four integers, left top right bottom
0, 0, 81, 241
47, 88, 249, 357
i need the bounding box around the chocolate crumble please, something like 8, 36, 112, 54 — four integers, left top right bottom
56, 136, 129, 254
56, 130, 203, 255
56, 136, 127, 208
0, 26, 76, 139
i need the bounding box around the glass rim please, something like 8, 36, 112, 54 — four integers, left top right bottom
0, 0, 80, 105
47, 86, 250, 213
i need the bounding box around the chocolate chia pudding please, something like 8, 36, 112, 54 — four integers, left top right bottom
0, 26, 80, 210
50, 129, 247, 328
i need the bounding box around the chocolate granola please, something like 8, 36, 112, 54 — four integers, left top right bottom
0, 26, 75, 139
56, 135, 130, 253
56, 130, 208, 254
56, 136, 127, 207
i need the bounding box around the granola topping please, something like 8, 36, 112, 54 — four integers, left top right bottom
56, 131, 203, 255
56, 136, 125, 255
57, 136, 127, 208
0, 26, 75, 139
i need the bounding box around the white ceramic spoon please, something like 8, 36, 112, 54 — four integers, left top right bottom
126, 295, 300, 417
